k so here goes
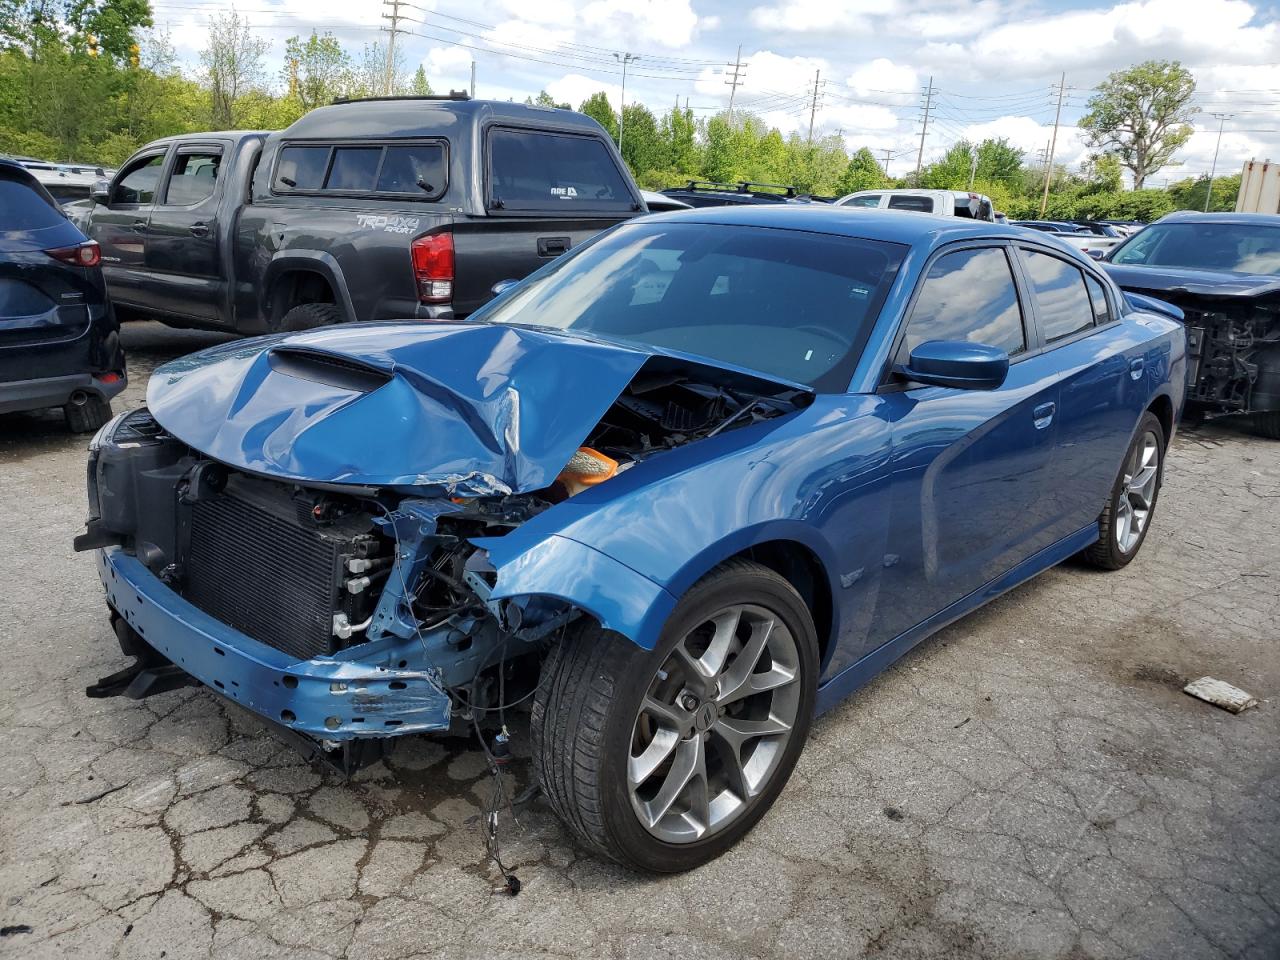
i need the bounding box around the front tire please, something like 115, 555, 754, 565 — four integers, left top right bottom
531, 559, 819, 873
1082, 411, 1165, 570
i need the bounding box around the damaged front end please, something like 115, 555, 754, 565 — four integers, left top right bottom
75, 324, 808, 768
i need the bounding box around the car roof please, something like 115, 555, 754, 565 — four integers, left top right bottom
1158, 211, 1280, 226
639, 204, 1030, 246
280, 98, 609, 139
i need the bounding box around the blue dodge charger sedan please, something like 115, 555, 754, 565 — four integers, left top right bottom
77, 206, 1186, 872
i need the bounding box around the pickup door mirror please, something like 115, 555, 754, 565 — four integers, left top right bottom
491, 279, 520, 297
91, 179, 110, 204
902, 340, 1010, 391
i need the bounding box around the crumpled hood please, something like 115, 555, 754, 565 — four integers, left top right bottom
147, 322, 654, 495
1104, 263, 1280, 299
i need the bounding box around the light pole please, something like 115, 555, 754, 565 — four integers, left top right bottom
1205, 113, 1232, 212
613, 52, 639, 156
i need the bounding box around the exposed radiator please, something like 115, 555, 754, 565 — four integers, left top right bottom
185, 489, 347, 662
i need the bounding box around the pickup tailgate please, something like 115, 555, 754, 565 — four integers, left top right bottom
450, 215, 629, 316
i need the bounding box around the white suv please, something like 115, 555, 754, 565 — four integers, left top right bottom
835, 189, 995, 221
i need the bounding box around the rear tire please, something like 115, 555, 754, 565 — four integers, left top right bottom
531, 559, 818, 873
1082, 411, 1165, 570
279, 302, 343, 331
64, 394, 113, 433
1246, 412, 1280, 440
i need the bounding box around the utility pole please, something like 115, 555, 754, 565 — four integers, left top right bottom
807, 69, 822, 144
470, 61, 475, 99
1039, 73, 1067, 216
613, 52, 639, 155
914, 76, 934, 181
381, 0, 405, 96
881, 148, 894, 177
1205, 113, 1233, 211
725, 45, 746, 127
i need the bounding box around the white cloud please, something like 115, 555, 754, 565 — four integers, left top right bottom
580, 0, 705, 48
749, 0, 898, 32
546, 74, 622, 111
846, 58, 918, 98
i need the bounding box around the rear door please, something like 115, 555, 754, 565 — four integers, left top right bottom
452, 126, 640, 315
1015, 245, 1143, 541
87, 148, 167, 308
144, 142, 227, 324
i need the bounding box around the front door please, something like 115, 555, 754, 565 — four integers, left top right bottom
88, 149, 167, 309
144, 143, 226, 324
868, 244, 1062, 650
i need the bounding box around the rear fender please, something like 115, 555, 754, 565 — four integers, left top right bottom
260, 252, 355, 329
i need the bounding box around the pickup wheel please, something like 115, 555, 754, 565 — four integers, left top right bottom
531, 559, 818, 873
1082, 411, 1165, 570
64, 393, 113, 433
279, 303, 343, 331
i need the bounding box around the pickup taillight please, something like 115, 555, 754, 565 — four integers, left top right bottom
411, 232, 453, 304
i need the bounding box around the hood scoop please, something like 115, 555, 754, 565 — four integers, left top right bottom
268, 347, 393, 393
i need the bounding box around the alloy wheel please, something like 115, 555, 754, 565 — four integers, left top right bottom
1115, 429, 1160, 553
627, 603, 801, 844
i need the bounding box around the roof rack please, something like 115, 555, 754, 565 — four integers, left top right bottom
676, 180, 801, 199
331, 91, 472, 105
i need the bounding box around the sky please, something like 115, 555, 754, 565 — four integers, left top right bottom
154, 0, 1280, 184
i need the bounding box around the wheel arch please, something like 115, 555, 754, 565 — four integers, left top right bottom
261, 253, 355, 328
1147, 392, 1174, 448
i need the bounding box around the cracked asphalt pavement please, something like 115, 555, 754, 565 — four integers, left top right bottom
1, 321, 1277, 959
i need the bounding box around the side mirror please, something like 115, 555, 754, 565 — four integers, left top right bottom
91, 179, 110, 204
902, 340, 1009, 391
490, 279, 519, 297
1084, 248, 1105, 260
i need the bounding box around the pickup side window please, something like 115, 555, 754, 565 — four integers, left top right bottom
163, 150, 221, 206
897, 247, 1026, 362
488, 128, 635, 213
111, 153, 165, 206
1022, 249, 1095, 342
887, 195, 934, 213
844, 194, 882, 208
275, 146, 329, 191
273, 142, 447, 198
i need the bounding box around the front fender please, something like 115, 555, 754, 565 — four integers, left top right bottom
480, 534, 678, 650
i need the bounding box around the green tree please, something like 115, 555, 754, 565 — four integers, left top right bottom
65, 0, 152, 61
1080, 152, 1124, 193
921, 140, 976, 189
526, 89, 569, 109
835, 147, 886, 194
201, 9, 267, 127
619, 101, 661, 175
1080, 60, 1197, 189
659, 104, 698, 173
409, 64, 431, 96
282, 31, 349, 113
974, 138, 1023, 185
578, 91, 617, 140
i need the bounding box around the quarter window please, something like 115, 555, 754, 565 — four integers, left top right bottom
844, 194, 882, 208
899, 247, 1025, 361
111, 153, 165, 205
377, 144, 445, 194
273, 142, 446, 198
488, 128, 634, 213
164, 151, 220, 205
1084, 274, 1111, 325
275, 146, 328, 191
1023, 249, 1094, 342
327, 147, 380, 191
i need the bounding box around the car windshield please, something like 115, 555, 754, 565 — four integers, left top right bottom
1110, 222, 1280, 276
478, 222, 905, 391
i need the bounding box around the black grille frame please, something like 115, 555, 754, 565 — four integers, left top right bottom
184, 486, 360, 662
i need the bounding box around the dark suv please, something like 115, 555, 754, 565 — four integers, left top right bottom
0, 160, 124, 431
77, 96, 644, 333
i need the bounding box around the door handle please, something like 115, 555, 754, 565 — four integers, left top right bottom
1129, 357, 1145, 380
1033, 401, 1056, 430
131, 219, 148, 233
537, 236, 570, 257
189, 222, 210, 238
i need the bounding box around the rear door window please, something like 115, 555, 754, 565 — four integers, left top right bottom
898, 247, 1026, 361
488, 128, 634, 213
887, 195, 934, 213
163, 149, 221, 205
111, 153, 165, 205
0, 168, 65, 229
1022, 249, 1094, 342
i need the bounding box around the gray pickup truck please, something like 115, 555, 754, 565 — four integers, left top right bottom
73, 96, 644, 333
